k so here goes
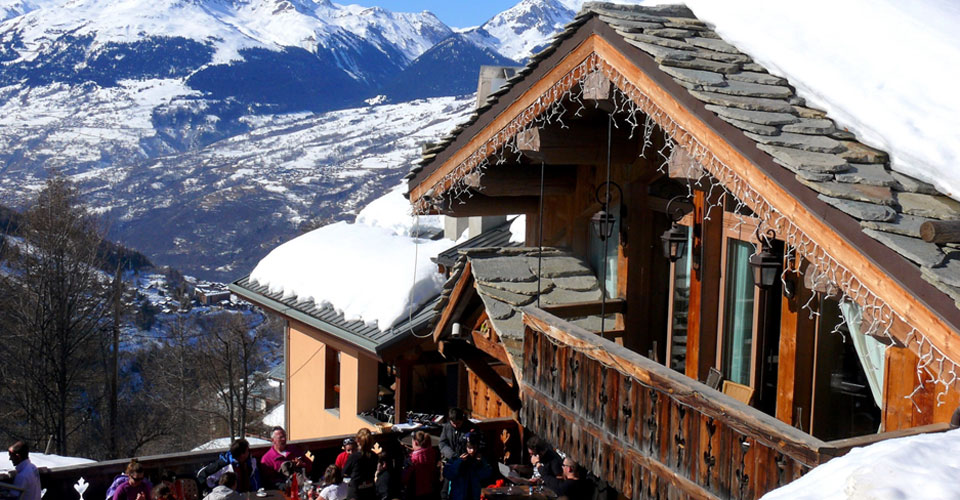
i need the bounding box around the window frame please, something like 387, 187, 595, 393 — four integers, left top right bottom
714, 211, 763, 389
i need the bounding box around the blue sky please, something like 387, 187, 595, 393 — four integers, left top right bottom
365, 1, 519, 28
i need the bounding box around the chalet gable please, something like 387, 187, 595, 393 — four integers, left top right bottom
406, 3, 960, 393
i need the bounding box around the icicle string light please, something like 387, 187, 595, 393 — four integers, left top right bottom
411, 52, 960, 406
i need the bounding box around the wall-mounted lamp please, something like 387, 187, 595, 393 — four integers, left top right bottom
749, 229, 781, 290
660, 196, 690, 262
591, 182, 625, 242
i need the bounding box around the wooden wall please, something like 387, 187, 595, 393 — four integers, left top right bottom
467, 363, 516, 420
883, 346, 960, 431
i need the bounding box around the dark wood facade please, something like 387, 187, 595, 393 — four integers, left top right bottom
408, 9, 960, 499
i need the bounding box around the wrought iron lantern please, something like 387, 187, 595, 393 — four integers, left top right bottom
591, 182, 624, 241
750, 229, 781, 289
660, 196, 689, 262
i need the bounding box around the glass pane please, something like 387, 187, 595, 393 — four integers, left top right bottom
588, 204, 619, 297
669, 226, 693, 372
722, 239, 755, 385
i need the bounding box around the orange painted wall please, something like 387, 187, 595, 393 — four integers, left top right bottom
287, 320, 380, 440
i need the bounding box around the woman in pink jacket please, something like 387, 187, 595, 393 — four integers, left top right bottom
402, 431, 439, 500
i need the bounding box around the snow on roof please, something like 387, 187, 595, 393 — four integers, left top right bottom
250, 185, 454, 329
0, 452, 94, 472
263, 403, 285, 428
355, 184, 442, 237
192, 436, 271, 452
680, 0, 960, 201
762, 428, 960, 500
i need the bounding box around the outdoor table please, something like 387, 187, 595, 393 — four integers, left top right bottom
244, 490, 288, 500
480, 485, 558, 499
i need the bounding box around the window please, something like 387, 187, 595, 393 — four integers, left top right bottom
667, 226, 693, 372
721, 238, 756, 386
588, 204, 619, 297
324, 347, 340, 410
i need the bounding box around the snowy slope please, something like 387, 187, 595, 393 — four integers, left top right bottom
0, 0, 451, 66
463, 0, 646, 62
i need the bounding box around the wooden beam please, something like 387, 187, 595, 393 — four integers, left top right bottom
686, 189, 723, 381
471, 328, 512, 367
439, 194, 539, 217
515, 125, 638, 165
582, 70, 614, 112
540, 298, 626, 318
463, 165, 576, 197
432, 262, 473, 343
394, 360, 412, 424
921, 220, 960, 244
445, 341, 521, 412
775, 259, 816, 431
818, 422, 952, 461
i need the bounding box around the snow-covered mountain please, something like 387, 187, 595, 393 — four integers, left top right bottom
0, 0, 615, 280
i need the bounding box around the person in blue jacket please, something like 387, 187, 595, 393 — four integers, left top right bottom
197, 439, 261, 493
442, 432, 491, 500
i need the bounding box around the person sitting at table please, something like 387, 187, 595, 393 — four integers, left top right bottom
318, 465, 348, 500
112, 459, 152, 500
261, 426, 312, 488
197, 439, 260, 493
344, 428, 378, 500
525, 436, 562, 482
202, 472, 243, 500
402, 431, 439, 500
442, 432, 491, 500
542, 458, 593, 499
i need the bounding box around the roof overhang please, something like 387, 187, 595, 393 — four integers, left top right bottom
229, 279, 432, 361
407, 15, 960, 375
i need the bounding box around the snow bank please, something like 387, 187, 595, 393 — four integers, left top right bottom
762, 428, 960, 500
192, 437, 271, 452
0, 453, 93, 472
263, 403, 285, 428
251, 186, 453, 329
680, 0, 960, 200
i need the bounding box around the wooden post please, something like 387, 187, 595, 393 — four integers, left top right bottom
394, 360, 412, 424
686, 189, 723, 381
775, 259, 816, 430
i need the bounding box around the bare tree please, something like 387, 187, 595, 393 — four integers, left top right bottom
0, 176, 113, 455
197, 312, 270, 440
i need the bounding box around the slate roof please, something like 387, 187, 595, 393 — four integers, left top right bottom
432, 218, 521, 268
406, 2, 960, 312
433, 247, 615, 371
230, 276, 438, 358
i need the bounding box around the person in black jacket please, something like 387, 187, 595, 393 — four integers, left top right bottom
542, 458, 594, 499
438, 408, 478, 462
438, 408, 479, 500
526, 436, 562, 482
344, 429, 378, 500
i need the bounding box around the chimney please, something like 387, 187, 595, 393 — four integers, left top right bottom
476, 65, 521, 109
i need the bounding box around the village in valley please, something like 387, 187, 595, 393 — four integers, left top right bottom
0, 0, 959, 499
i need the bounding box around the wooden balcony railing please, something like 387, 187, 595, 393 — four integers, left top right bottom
38, 418, 520, 498
519, 307, 950, 500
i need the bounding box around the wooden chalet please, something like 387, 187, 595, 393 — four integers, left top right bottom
406, 3, 960, 498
